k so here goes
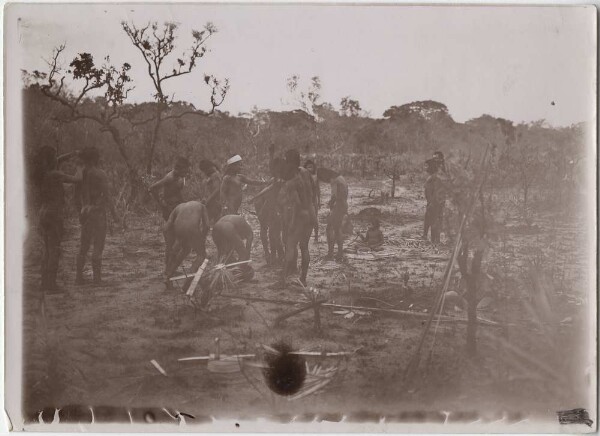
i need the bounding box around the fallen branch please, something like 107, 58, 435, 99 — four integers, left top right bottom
321, 303, 500, 327
273, 298, 328, 326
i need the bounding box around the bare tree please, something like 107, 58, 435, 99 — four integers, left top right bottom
122, 21, 229, 174
33, 45, 139, 185
383, 155, 412, 198
286, 75, 322, 121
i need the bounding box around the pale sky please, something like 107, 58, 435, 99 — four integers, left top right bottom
9, 3, 597, 126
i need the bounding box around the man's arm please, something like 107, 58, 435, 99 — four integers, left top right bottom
54, 168, 82, 184
205, 175, 221, 204
57, 150, 79, 164
149, 172, 172, 205
329, 180, 338, 208
220, 176, 230, 209
239, 174, 267, 186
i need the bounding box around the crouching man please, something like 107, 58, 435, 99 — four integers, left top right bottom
212, 214, 254, 264
163, 201, 210, 290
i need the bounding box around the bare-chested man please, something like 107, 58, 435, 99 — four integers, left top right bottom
220, 154, 267, 215
304, 159, 320, 242
212, 214, 254, 263
317, 167, 348, 261
149, 156, 190, 221
277, 149, 317, 286
254, 157, 285, 265
423, 153, 446, 244
198, 159, 222, 224
76, 146, 119, 285
163, 200, 210, 289
34, 146, 81, 293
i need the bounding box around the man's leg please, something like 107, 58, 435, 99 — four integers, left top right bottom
282, 231, 299, 283
269, 220, 284, 264
76, 218, 92, 285
325, 213, 335, 259
334, 211, 345, 261
259, 220, 271, 264
91, 213, 107, 284
423, 203, 431, 239
299, 219, 312, 285
299, 237, 310, 285
430, 204, 442, 244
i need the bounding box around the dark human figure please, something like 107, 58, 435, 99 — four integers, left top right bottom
220, 154, 268, 215
34, 146, 81, 293
163, 200, 210, 289
433, 151, 447, 174
357, 217, 384, 250
76, 146, 118, 285
423, 157, 445, 244
254, 157, 285, 265
277, 149, 317, 286
198, 159, 222, 224
304, 159, 320, 242
149, 156, 190, 221
318, 167, 348, 261
212, 214, 254, 263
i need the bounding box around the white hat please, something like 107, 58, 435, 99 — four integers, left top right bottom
227, 155, 242, 165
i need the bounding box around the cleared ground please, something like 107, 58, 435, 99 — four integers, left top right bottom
22, 178, 592, 423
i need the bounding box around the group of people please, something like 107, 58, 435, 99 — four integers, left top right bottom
34, 145, 117, 294
150, 147, 350, 289
33, 142, 448, 296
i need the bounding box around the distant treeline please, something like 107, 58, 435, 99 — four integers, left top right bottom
23, 85, 588, 211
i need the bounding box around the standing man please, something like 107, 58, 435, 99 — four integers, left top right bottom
422, 157, 445, 244
33, 146, 81, 293
304, 159, 320, 242
220, 154, 267, 215
149, 156, 190, 221
75, 146, 119, 285
277, 149, 317, 286
317, 167, 348, 262
199, 159, 222, 224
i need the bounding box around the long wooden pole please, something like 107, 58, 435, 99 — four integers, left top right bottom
404, 144, 492, 378
217, 294, 499, 326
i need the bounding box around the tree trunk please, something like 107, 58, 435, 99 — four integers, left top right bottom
146, 110, 163, 175
391, 176, 396, 198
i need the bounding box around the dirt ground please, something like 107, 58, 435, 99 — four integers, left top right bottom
21, 178, 593, 424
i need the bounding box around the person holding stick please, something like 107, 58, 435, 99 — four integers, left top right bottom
220, 154, 268, 215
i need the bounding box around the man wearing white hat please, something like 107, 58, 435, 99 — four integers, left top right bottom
220, 154, 268, 215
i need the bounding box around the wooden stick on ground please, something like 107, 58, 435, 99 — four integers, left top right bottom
218, 294, 499, 326
273, 298, 328, 327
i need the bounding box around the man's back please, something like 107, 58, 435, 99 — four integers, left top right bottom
163, 171, 185, 203
81, 167, 109, 209
40, 171, 67, 211
331, 175, 348, 210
